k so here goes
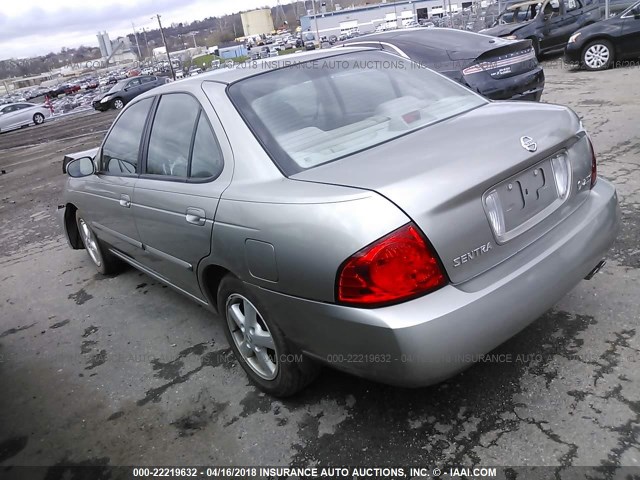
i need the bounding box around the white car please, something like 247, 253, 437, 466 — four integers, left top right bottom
0, 102, 51, 133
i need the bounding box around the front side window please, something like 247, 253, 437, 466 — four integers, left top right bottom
100, 97, 153, 175
146, 93, 200, 177
564, 0, 580, 10
228, 52, 486, 175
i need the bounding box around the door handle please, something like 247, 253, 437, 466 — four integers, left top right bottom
119, 194, 131, 208
185, 207, 206, 226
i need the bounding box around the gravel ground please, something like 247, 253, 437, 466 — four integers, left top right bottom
0, 62, 638, 478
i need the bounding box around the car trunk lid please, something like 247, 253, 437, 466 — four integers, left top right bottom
291, 102, 594, 284
459, 39, 539, 84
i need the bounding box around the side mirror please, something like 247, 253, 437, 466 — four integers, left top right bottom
67, 156, 95, 178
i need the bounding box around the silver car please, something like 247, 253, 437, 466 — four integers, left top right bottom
60, 48, 620, 396
0, 102, 51, 133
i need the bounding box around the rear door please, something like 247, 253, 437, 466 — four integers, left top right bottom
122, 78, 143, 102
78, 97, 154, 257
133, 92, 233, 301
139, 76, 159, 93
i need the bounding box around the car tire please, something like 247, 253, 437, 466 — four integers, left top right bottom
112, 98, 125, 110
217, 275, 320, 396
582, 39, 614, 71
33, 113, 45, 125
75, 210, 122, 275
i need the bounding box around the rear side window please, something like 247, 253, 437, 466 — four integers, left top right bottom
190, 114, 223, 178
146, 94, 200, 177
100, 97, 153, 175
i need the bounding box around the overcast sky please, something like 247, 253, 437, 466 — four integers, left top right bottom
0, 0, 284, 59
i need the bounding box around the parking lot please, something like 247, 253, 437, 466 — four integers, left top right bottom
0, 61, 639, 475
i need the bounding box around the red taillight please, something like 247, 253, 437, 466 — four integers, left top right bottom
588, 137, 597, 188
336, 223, 447, 307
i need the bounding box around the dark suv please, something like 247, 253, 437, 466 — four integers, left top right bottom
481, 0, 602, 56
92, 76, 168, 111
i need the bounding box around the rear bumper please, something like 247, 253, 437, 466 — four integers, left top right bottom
248, 178, 619, 387
469, 66, 545, 101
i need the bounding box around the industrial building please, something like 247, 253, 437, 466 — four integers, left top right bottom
301, 0, 468, 36
96, 31, 137, 64
218, 44, 248, 59
240, 8, 275, 36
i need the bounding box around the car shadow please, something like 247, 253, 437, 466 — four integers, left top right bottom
283, 308, 598, 465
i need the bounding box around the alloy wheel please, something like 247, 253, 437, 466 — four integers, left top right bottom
226, 294, 278, 380
113, 99, 124, 110
584, 44, 610, 70
34, 113, 45, 124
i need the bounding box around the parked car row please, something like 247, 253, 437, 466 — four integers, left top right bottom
479, 0, 640, 69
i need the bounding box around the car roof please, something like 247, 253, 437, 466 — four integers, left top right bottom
153, 47, 376, 88
340, 28, 496, 51
2, 102, 35, 107
507, 0, 545, 9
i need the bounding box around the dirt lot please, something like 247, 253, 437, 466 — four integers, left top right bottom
1, 63, 639, 477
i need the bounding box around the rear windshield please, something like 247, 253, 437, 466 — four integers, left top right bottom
228, 51, 486, 175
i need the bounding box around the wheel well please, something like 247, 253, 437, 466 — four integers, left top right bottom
201, 265, 231, 312
64, 203, 83, 249
583, 36, 614, 47
581, 37, 616, 56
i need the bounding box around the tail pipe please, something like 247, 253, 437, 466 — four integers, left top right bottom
584, 259, 607, 280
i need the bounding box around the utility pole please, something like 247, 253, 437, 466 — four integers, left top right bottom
142, 28, 150, 58
131, 22, 142, 60
189, 32, 198, 48
312, 0, 321, 46
394, 0, 398, 28
154, 14, 176, 81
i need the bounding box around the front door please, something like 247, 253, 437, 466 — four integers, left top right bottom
80, 97, 154, 257
619, 10, 640, 57
540, 0, 572, 50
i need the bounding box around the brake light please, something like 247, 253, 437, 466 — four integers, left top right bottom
588, 137, 597, 188
336, 223, 447, 307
